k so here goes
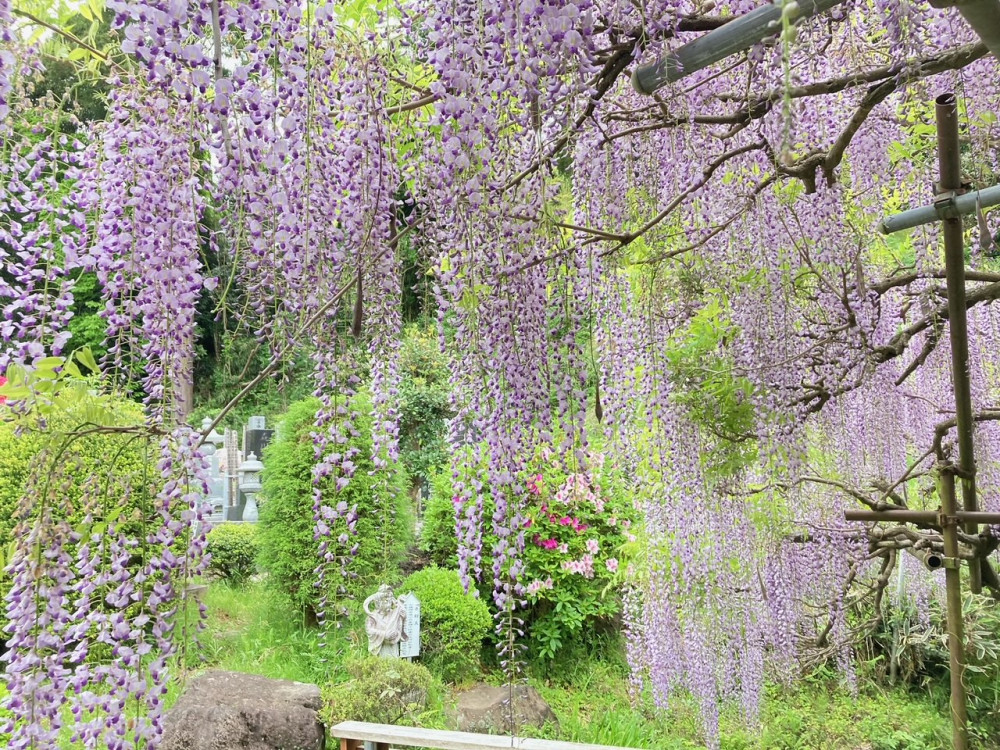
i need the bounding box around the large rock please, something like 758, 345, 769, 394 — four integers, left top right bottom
454, 684, 558, 734
162, 671, 325, 750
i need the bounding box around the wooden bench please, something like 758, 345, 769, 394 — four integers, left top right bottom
332, 721, 643, 750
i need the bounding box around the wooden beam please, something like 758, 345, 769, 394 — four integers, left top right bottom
329, 721, 645, 750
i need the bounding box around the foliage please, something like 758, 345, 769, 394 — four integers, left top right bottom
420, 469, 459, 567
516, 454, 637, 671
322, 656, 435, 727
397, 324, 452, 487
530, 662, 953, 750
398, 566, 492, 684
190, 330, 314, 431
177, 581, 348, 686
664, 299, 758, 479
205, 523, 260, 587
0, 361, 154, 633
7, 0, 1000, 746
66, 273, 110, 360
870, 591, 1000, 739
432, 447, 637, 670
256, 397, 413, 620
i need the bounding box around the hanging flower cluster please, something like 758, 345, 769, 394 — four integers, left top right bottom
4, 0, 1000, 747
1, 422, 210, 750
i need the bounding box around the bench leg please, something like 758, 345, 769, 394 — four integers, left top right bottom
375, 744, 390, 750
339, 739, 363, 750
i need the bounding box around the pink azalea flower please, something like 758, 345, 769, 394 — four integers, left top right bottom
560, 516, 572, 526
557, 543, 569, 554
606, 558, 619, 573
586, 538, 599, 554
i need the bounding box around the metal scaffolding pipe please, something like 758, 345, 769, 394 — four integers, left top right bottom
937, 92, 983, 594
844, 509, 1000, 524
880, 183, 1000, 234
844, 510, 938, 523
632, 0, 999, 96
938, 470, 969, 750
630, 0, 849, 94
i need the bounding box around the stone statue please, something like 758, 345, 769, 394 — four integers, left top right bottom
363, 584, 408, 656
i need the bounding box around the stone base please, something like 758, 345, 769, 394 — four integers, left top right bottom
162, 670, 325, 750
454, 683, 558, 734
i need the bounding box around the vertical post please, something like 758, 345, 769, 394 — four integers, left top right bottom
937, 92, 982, 593
939, 469, 969, 750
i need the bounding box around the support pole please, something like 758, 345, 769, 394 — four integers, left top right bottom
939, 468, 969, 750
937, 92, 983, 593
630, 0, 850, 93
880, 182, 1000, 234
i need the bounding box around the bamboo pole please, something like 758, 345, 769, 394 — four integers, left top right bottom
939, 468, 969, 750
937, 92, 983, 594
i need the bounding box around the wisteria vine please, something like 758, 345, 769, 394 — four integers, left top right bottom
3, 0, 1000, 747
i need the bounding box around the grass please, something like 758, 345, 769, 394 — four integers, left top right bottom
192, 582, 966, 749
526, 664, 956, 750
182, 583, 345, 685
0, 580, 977, 750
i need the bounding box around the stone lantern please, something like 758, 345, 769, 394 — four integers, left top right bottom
237, 452, 263, 523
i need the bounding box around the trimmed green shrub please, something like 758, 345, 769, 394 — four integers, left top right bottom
257, 396, 413, 620
399, 566, 492, 683
206, 523, 260, 586
322, 656, 434, 727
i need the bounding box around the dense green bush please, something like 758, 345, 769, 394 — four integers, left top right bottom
0, 372, 158, 639
425, 447, 637, 672
399, 566, 492, 683
257, 396, 413, 620
0, 389, 151, 554
206, 523, 260, 586
322, 656, 434, 726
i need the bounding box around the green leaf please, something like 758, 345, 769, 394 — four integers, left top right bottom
76, 347, 100, 374
35, 357, 65, 370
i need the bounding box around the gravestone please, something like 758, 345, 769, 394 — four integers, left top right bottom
244, 416, 274, 463
201, 418, 227, 525
224, 429, 240, 521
